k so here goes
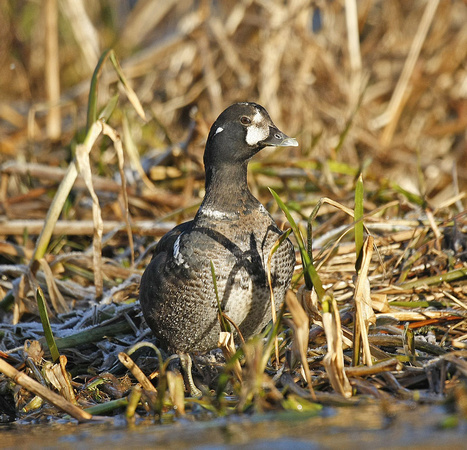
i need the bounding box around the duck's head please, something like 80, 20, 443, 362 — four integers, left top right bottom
204, 102, 298, 167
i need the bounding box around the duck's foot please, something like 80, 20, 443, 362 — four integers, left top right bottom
179, 353, 202, 398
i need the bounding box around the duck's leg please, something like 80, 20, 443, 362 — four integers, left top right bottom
179, 353, 202, 398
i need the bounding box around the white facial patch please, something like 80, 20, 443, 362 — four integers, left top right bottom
245, 108, 269, 145
246, 123, 268, 146
214, 126, 224, 136
252, 110, 263, 124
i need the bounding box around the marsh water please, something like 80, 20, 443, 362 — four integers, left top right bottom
1, 403, 465, 449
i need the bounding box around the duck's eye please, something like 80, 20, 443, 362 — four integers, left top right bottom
240, 116, 251, 125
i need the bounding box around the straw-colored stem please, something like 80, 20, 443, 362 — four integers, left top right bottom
44, 0, 61, 139
345, 0, 362, 73
30, 161, 78, 265
376, 0, 440, 144
0, 358, 92, 422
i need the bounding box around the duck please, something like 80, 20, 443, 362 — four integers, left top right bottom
139, 102, 297, 394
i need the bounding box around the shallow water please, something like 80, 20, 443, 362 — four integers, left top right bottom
1, 404, 465, 449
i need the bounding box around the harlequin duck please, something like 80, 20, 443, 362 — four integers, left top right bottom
139, 102, 297, 394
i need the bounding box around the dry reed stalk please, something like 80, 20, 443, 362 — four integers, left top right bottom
0, 241, 34, 259
166, 370, 186, 416
44, 0, 61, 140
209, 17, 251, 87
118, 352, 157, 393
76, 120, 105, 297
60, 0, 100, 73
0, 357, 92, 422
344, 358, 402, 377
198, 34, 222, 115
43, 355, 76, 404
322, 292, 352, 398
118, 0, 178, 51
352, 236, 376, 367
344, 0, 363, 110
102, 123, 134, 266
0, 219, 175, 236
122, 114, 159, 193
218, 331, 243, 383
29, 160, 81, 264
375, 0, 440, 144
37, 258, 69, 314
285, 291, 315, 399
376, 310, 466, 322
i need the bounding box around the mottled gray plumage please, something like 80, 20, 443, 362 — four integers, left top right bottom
139, 102, 297, 354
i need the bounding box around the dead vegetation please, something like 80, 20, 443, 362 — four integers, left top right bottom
0, 0, 467, 426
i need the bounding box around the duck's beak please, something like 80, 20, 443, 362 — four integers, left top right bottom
261, 126, 299, 147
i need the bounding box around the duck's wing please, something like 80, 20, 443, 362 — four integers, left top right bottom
151, 220, 194, 258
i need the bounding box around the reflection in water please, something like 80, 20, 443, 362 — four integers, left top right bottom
1, 404, 465, 449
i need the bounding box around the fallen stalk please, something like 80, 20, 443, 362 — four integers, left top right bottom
0, 358, 92, 422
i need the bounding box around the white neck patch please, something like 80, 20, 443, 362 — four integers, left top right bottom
214, 126, 224, 136
200, 207, 237, 219
173, 233, 185, 265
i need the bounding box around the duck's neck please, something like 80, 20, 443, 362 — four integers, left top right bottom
201, 162, 257, 214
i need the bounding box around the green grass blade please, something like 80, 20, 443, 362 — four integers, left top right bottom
400, 267, 467, 290
43, 320, 132, 350
269, 188, 324, 299
261, 302, 287, 371
334, 85, 365, 154
307, 199, 324, 263
98, 92, 119, 122
391, 181, 425, 207
86, 49, 112, 132
84, 397, 129, 415
36, 287, 60, 363
333, 116, 354, 155
109, 51, 146, 120
354, 173, 364, 272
